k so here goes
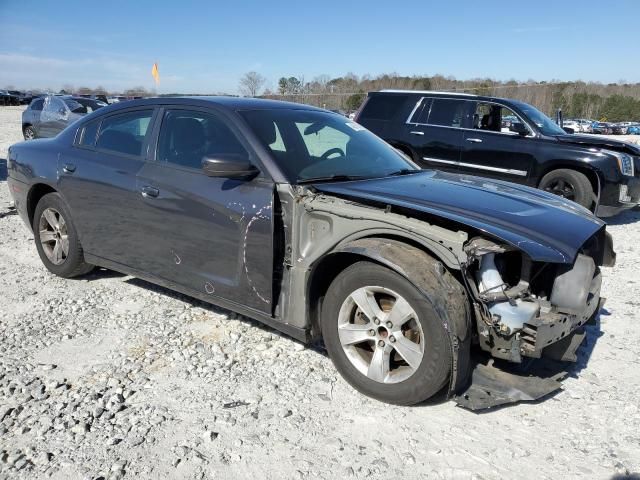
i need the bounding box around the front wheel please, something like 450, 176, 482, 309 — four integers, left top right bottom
33, 193, 93, 278
321, 261, 452, 405
539, 169, 595, 210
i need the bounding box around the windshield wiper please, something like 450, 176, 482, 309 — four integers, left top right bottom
297, 174, 366, 184
388, 169, 421, 176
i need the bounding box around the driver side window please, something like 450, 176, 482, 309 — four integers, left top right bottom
295, 123, 349, 158
157, 109, 249, 170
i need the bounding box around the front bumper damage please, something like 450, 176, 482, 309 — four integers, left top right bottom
455, 236, 610, 411
454, 299, 603, 411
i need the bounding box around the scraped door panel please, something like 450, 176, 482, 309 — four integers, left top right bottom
135, 162, 274, 313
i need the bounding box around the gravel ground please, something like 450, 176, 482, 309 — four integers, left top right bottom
0, 105, 639, 479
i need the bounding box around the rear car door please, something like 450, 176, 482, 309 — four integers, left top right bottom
135, 107, 274, 314
459, 102, 536, 182
40, 97, 68, 137
58, 108, 156, 265
405, 97, 471, 173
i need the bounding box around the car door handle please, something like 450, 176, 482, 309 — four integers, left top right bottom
62, 163, 76, 173
466, 138, 483, 143
409, 131, 425, 136
140, 186, 159, 198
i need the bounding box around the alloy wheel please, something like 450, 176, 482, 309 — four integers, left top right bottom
24, 127, 35, 140
337, 286, 424, 384
38, 207, 69, 265
544, 178, 576, 200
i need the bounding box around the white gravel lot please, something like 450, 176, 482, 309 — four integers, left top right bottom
0, 105, 639, 479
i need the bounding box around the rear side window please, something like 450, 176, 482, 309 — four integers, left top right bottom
359, 95, 409, 120
408, 98, 433, 124
30, 98, 44, 111
426, 99, 469, 128
77, 119, 100, 147
96, 110, 153, 157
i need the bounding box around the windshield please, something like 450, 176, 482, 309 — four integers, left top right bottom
240, 109, 416, 183
512, 101, 566, 136
63, 98, 104, 114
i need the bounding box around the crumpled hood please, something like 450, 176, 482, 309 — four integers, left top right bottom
312, 170, 605, 264
555, 134, 640, 155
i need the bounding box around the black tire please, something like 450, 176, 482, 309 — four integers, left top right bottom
539, 168, 595, 209
321, 261, 453, 405
23, 125, 36, 140
33, 192, 93, 278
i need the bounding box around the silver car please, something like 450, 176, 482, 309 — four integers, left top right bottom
22, 95, 106, 140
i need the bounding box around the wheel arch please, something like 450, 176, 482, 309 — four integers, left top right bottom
537, 162, 602, 201
27, 183, 58, 229
307, 237, 471, 393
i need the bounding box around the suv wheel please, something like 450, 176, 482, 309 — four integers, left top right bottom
539, 169, 595, 209
23, 125, 36, 140
33, 193, 93, 278
321, 261, 452, 405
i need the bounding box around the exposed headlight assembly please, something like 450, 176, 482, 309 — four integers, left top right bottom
608, 150, 635, 176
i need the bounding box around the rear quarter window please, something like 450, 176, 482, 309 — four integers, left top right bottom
77, 119, 101, 147
359, 95, 410, 120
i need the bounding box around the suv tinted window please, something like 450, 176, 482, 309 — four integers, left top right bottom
157, 109, 248, 170
96, 110, 153, 157
408, 98, 433, 124
360, 95, 408, 120
426, 99, 468, 128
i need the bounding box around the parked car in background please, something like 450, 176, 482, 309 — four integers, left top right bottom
7, 90, 30, 105
7, 96, 615, 407
0, 91, 11, 106
78, 93, 109, 104
591, 121, 613, 135
0, 90, 21, 106
562, 119, 581, 133
563, 119, 593, 133
355, 90, 640, 216
627, 124, 640, 135
22, 95, 106, 140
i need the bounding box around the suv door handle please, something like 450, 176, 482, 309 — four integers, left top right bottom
140, 186, 159, 198
409, 131, 425, 136
62, 163, 76, 173
466, 138, 483, 143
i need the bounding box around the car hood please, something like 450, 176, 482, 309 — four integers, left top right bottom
555, 134, 640, 155
312, 170, 605, 264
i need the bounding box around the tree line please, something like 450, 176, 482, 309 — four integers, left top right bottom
252, 73, 640, 121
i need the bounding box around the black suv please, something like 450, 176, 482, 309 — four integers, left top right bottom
356, 90, 640, 216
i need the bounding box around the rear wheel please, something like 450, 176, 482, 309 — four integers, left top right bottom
539, 169, 595, 209
321, 261, 452, 405
23, 125, 36, 140
33, 193, 93, 278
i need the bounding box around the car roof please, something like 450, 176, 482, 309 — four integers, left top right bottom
373, 89, 520, 105
95, 96, 328, 113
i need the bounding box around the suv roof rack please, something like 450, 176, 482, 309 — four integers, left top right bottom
379, 89, 478, 97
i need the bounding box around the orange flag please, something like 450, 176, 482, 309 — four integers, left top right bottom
151, 63, 160, 85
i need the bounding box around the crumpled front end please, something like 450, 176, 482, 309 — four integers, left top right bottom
464, 229, 614, 364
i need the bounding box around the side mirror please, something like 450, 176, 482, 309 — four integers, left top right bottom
509, 122, 529, 136
202, 154, 259, 179
562, 127, 575, 134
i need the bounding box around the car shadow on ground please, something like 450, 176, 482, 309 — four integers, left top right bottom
0, 158, 7, 181
605, 206, 640, 225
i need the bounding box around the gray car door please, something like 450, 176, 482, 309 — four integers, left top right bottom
135, 107, 274, 314
40, 97, 69, 137
58, 108, 157, 265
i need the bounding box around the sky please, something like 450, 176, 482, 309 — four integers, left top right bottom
0, 0, 639, 94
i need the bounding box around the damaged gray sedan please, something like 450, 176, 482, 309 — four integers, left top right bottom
7, 97, 615, 406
